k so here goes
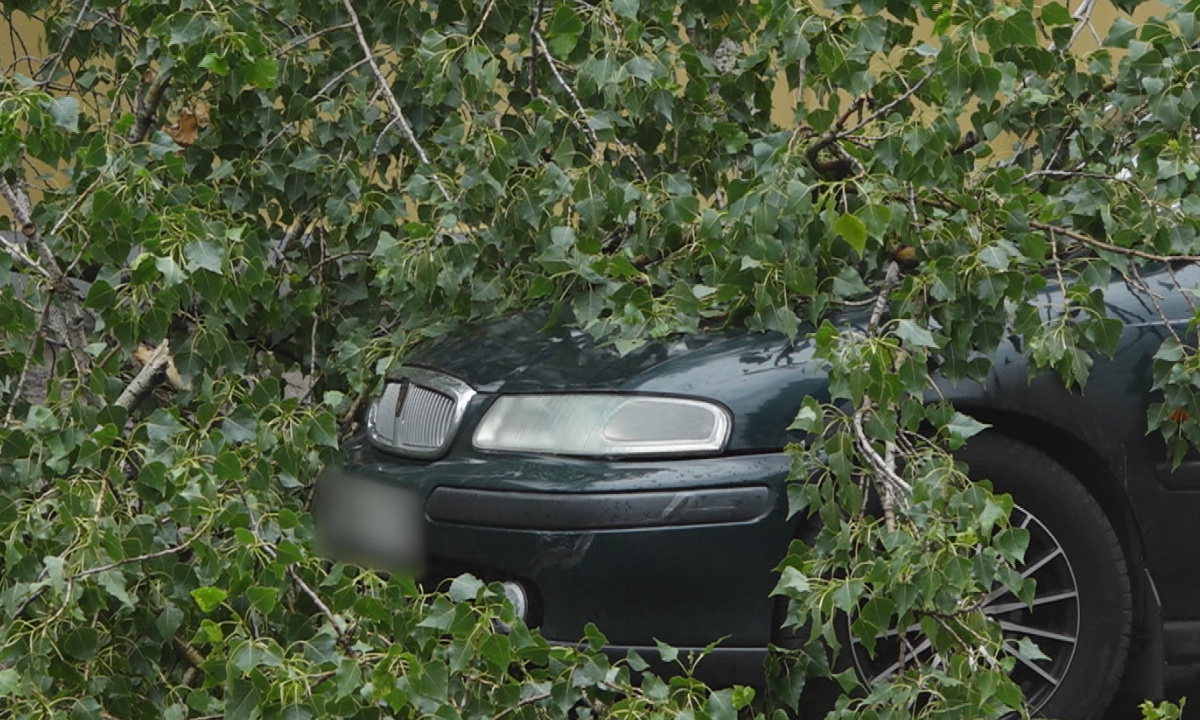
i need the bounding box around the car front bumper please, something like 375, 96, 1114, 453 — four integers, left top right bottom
315, 438, 799, 664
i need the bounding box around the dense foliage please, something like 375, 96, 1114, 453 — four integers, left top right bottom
0, 0, 1197, 717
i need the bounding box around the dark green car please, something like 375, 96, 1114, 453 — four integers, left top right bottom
316, 262, 1200, 720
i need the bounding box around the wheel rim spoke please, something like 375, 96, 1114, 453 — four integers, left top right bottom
997, 620, 1077, 645
849, 501, 1081, 716
1004, 645, 1061, 687
984, 590, 1077, 616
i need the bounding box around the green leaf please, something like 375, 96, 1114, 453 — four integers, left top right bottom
225, 677, 262, 720
222, 407, 258, 444
184, 240, 224, 274
655, 639, 678, 663
612, 0, 639, 19
833, 213, 868, 256
1040, 2, 1072, 26
706, 689, 736, 720
546, 6, 584, 56
243, 56, 279, 89
895, 319, 938, 348
155, 256, 187, 286
199, 53, 229, 76
191, 587, 228, 612
145, 409, 185, 442
307, 414, 339, 448
583, 622, 607, 651
855, 204, 892, 239
947, 412, 989, 441
771, 566, 810, 596
157, 605, 184, 639
448, 574, 484, 602
247, 586, 278, 613
63, 627, 99, 661
47, 96, 80, 132
625, 649, 649, 671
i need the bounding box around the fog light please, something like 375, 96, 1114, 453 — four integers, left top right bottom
493, 581, 528, 634
501, 581, 528, 621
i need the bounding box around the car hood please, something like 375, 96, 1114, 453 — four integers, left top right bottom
406, 309, 754, 393
405, 309, 834, 450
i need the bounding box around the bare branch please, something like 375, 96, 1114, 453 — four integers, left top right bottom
276, 22, 353, 56
1065, 0, 1099, 52
339, 0, 452, 202
315, 57, 371, 99
37, 0, 93, 83
128, 71, 170, 144
531, 30, 649, 184
0, 229, 55, 282
807, 71, 932, 166
113, 340, 170, 411
73, 541, 189, 579
868, 261, 901, 334
3, 299, 54, 424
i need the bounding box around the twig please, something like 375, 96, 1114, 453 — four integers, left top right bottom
1029, 219, 1200, 263
923, 194, 1200, 263
48, 168, 110, 238
0, 176, 92, 378
531, 30, 649, 184
287, 565, 356, 653
371, 115, 403, 155
494, 692, 553, 720
36, 0, 93, 83
270, 213, 312, 266
529, 31, 597, 153
0, 229, 55, 282
858, 260, 908, 531
1065, 0, 1099, 52
315, 57, 370, 99
807, 72, 932, 165
529, 0, 546, 91
175, 637, 206, 687
472, 0, 498, 37
340, 0, 452, 202
276, 22, 353, 56
73, 541, 190, 579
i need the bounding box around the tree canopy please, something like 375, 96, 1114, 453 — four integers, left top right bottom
0, 0, 1197, 718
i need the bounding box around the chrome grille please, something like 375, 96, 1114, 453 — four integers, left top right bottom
395, 384, 455, 450
368, 368, 475, 458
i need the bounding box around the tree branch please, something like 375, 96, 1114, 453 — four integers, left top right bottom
3, 298, 53, 424
0, 176, 92, 378
276, 22, 353, 56
36, 0, 93, 84
531, 30, 649, 184
128, 71, 170, 144
807, 71, 932, 170
922, 194, 1200, 264
0, 228, 55, 282
73, 540, 190, 579
113, 340, 170, 411
339, 0, 452, 203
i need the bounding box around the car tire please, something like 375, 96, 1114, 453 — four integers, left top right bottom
953, 432, 1133, 720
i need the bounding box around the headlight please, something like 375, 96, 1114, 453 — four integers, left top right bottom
472, 394, 732, 457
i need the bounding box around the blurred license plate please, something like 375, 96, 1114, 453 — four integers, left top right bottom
315, 467, 425, 573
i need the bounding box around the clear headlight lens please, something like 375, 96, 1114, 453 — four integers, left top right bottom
472, 394, 732, 457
